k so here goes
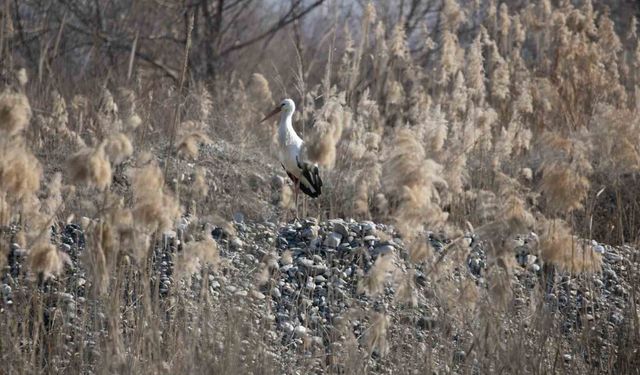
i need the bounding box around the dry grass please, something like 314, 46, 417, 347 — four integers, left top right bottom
67, 145, 112, 190
0, 91, 31, 136
1, 0, 640, 374
539, 218, 602, 274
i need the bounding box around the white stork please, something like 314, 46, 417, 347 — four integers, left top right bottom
261, 98, 323, 218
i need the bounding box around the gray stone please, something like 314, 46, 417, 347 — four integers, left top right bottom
233, 212, 245, 223
282, 322, 294, 334
373, 244, 394, 256
361, 221, 376, 235
609, 312, 624, 325
234, 289, 248, 297
289, 247, 305, 255
297, 258, 314, 269
605, 252, 622, 263
528, 263, 541, 273
280, 264, 294, 272
225, 285, 238, 293
270, 288, 281, 299
338, 242, 352, 251
301, 226, 318, 240
363, 235, 378, 243
304, 217, 318, 226
312, 336, 323, 347
1, 284, 11, 296
277, 237, 289, 247
603, 269, 617, 281
311, 263, 328, 274
333, 222, 349, 238
250, 290, 266, 300
57, 292, 74, 303
324, 232, 342, 248
305, 278, 316, 290
231, 237, 244, 249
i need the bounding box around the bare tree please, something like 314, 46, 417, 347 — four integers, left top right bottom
8, 0, 325, 82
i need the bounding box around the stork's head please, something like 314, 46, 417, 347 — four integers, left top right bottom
260, 98, 295, 123
280, 98, 295, 114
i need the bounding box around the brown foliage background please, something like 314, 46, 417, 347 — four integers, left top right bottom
1, 0, 640, 373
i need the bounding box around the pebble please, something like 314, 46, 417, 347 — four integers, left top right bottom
297, 258, 314, 269
294, 325, 307, 337
1, 284, 11, 296
282, 322, 294, 334
301, 226, 318, 240
361, 221, 376, 235
592, 240, 606, 254
373, 244, 394, 256
305, 278, 316, 291
225, 285, 238, 293
604, 252, 622, 263
270, 288, 282, 299
363, 235, 377, 243
312, 336, 323, 347
528, 264, 541, 272
338, 242, 352, 251
231, 237, 244, 249
609, 312, 624, 325
280, 264, 294, 272
1, 218, 635, 372
324, 232, 342, 248
333, 222, 349, 238
57, 292, 75, 303
603, 269, 617, 281
233, 212, 245, 223
311, 263, 328, 274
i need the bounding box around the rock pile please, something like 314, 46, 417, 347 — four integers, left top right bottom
1, 217, 637, 370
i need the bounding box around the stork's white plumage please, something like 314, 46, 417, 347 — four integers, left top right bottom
261, 99, 323, 217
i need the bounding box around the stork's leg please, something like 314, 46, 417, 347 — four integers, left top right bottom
294, 180, 300, 220
283, 201, 289, 224
302, 194, 307, 218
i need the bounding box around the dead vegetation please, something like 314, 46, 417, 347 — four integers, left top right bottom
1, 0, 640, 374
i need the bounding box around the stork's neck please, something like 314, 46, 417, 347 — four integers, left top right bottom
278, 109, 299, 144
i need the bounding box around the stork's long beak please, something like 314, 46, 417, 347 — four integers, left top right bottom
260, 106, 281, 123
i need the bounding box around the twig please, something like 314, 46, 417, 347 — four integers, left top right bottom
220, 0, 325, 56
127, 30, 139, 83
164, 12, 194, 178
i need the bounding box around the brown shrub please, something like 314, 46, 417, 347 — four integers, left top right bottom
0, 91, 31, 136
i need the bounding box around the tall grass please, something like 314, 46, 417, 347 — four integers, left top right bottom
1, 0, 640, 373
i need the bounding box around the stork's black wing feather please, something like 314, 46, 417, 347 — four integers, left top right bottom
295, 158, 323, 198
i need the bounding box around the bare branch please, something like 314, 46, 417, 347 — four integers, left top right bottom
219, 0, 324, 56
